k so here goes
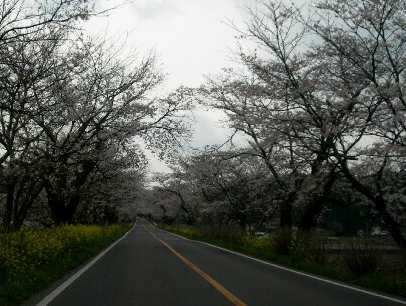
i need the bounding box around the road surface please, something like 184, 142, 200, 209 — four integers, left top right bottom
36, 223, 406, 306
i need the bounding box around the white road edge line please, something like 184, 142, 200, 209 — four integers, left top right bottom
159, 228, 406, 305
36, 223, 136, 306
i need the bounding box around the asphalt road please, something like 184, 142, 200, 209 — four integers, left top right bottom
38, 223, 406, 306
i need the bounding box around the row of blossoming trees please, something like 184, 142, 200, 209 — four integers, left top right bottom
0, 0, 190, 231
152, 0, 406, 250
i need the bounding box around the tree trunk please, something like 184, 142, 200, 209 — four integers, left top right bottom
3, 183, 15, 231
374, 195, 406, 250
11, 180, 44, 231
66, 192, 81, 223
46, 193, 80, 225
47, 192, 68, 225
178, 193, 194, 225
280, 194, 293, 229
44, 160, 96, 225
298, 173, 337, 231
340, 161, 406, 250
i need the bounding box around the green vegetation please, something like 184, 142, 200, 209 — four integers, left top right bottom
162, 224, 406, 298
0, 224, 131, 306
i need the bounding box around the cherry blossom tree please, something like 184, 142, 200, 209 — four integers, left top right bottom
35, 38, 191, 224
198, 0, 406, 247
0, 0, 96, 230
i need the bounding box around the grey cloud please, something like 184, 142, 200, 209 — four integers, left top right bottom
133, 0, 181, 19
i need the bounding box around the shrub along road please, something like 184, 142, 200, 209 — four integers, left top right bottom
35, 222, 406, 306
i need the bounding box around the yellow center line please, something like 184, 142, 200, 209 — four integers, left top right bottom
147, 229, 248, 306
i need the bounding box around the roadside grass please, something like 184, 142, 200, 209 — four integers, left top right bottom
160, 224, 406, 299
0, 224, 131, 306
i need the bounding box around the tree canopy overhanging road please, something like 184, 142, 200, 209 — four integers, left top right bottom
33, 223, 406, 306
1, 0, 406, 304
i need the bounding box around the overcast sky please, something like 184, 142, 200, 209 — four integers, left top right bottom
86, 0, 255, 172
